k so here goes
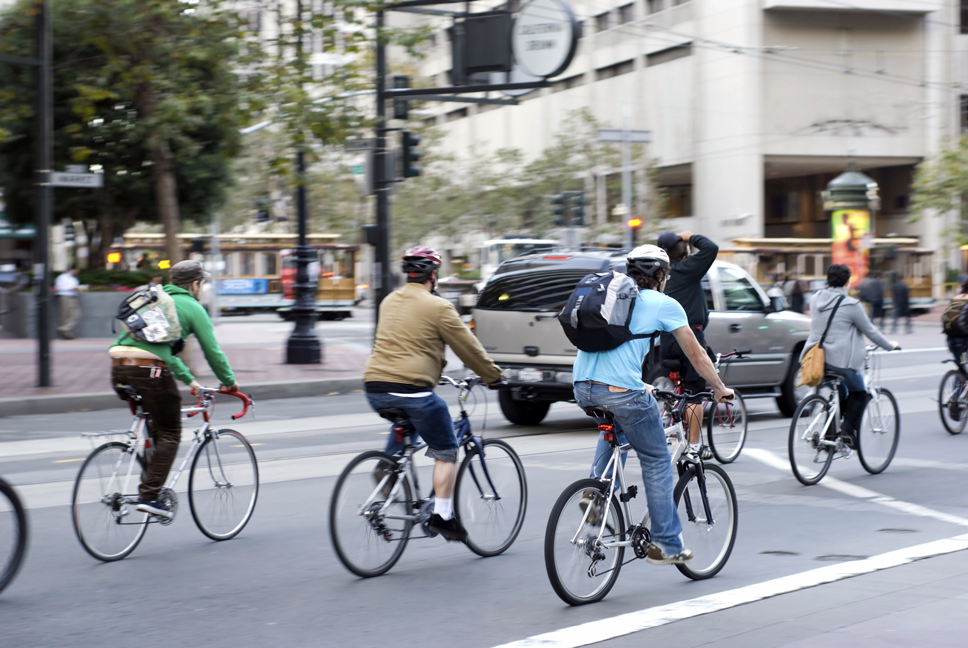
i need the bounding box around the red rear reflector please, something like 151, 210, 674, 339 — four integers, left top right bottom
544, 255, 571, 259
603, 433, 614, 442
145, 439, 151, 449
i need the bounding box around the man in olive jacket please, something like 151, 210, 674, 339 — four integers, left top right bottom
108, 260, 238, 518
364, 246, 503, 542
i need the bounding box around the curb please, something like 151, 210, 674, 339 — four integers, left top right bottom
0, 368, 469, 418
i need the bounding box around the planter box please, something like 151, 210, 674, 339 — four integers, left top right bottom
0, 291, 128, 339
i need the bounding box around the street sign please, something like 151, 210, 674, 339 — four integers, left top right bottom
512, 0, 579, 79
352, 164, 365, 176
344, 138, 375, 152
51, 172, 103, 188
598, 128, 652, 143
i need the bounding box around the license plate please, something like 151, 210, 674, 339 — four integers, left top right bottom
518, 369, 543, 383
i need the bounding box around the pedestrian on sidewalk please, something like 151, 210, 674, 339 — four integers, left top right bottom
55, 266, 80, 339
892, 277, 912, 334
858, 272, 885, 327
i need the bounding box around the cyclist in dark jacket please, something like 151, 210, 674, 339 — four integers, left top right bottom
656, 231, 718, 456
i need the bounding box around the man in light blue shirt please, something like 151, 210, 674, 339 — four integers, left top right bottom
573, 245, 732, 565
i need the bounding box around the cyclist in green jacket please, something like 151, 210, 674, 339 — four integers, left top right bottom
108, 260, 238, 518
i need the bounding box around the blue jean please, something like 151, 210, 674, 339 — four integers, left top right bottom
824, 364, 865, 401
365, 392, 458, 462
574, 382, 683, 554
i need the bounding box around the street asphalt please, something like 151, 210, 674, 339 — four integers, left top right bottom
1, 330, 968, 647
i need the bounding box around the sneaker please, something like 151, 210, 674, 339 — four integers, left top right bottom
426, 513, 468, 542
579, 490, 602, 524
700, 445, 714, 461
646, 543, 693, 565
136, 499, 171, 518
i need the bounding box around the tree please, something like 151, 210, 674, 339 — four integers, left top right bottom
0, 0, 252, 266
910, 135, 968, 248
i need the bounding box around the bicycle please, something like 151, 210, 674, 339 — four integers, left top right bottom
329, 376, 528, 578
0, 476, 28, 594
938, 348, 968, 435
653, 350, 750, 463
544, 390, 738, 605
71, 386, 258, 562
788, 345, 899, 485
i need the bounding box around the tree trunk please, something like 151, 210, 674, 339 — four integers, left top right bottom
151, 136, 182, 266
96, 219, 114, 271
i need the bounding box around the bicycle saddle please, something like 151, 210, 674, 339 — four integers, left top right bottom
662, 359, 682, 371
583, 406, 614, 423
376, 408, 410, 423
113, 384, 141, 402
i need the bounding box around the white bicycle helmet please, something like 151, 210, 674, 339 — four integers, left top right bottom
626, 244, 670, 277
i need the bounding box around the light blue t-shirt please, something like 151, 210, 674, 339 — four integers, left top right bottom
572, 289, 689, 391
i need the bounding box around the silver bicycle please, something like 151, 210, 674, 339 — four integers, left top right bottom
71, 386, 258, 561
789, 345, 899, 485
544, 390, 738, 605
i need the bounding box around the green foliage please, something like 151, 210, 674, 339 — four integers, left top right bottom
910, 135, 968, 247
76, 268, 162, 290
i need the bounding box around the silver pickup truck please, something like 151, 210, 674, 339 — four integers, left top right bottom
472, 250, 812, 425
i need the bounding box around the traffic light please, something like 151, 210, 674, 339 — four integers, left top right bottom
572, 192, 586, 227
361, 223, 379, 247
552, 194, 566, 226
393, 75, 410, 120
401, 131, 421, 178
627, 217, 643, 246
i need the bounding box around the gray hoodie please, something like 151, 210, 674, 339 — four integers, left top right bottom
799, 287, 894, 372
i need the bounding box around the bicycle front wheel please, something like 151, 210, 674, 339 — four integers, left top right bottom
706, 391, 747, 464
455, 439, 527, 557
188, 429, 259, 541
674, 463, 738, 580
0, 477, 27, 594
72, 442, 148, 562
788, 394, 834, 486
938, 370, 967, 435
544, 479, 625, 606
329, 451, 413, 578
857, 388, 899, 474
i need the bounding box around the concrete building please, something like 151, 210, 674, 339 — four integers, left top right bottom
410, 0, 968, 293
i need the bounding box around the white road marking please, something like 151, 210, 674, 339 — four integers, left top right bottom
744, 448, 968, 527
493, 533, 968, 648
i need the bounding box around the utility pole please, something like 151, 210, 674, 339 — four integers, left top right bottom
286, 0, 322, 363
374, 10, 391, 317
598, 121, 651, 250
35, 0, 52, 387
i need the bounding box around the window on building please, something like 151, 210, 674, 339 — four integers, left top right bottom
596, 59, 634, 81
961, 95, 968, 133
666, 185, 692, 217
552, 73, 585, 92
647, 0, 664, 13
962, 0, 968, 34
595, 12, 611, 32
446, 108, 468, 122
646, 43, 692, 67
264, 253, 278, 276
240, 252, 255, 276
618, 4, 634, 24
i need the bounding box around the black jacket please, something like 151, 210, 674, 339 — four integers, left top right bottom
893, 281, 910, 316
664, 234, 718, 330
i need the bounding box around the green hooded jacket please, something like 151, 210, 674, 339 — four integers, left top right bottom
112, 284, 235, 387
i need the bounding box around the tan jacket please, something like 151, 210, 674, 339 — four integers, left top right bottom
364, 282, 503, 387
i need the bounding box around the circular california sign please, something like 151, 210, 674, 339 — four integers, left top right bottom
512, 0, 579, 79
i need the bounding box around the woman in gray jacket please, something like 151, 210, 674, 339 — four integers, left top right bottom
800, 264, 898, 446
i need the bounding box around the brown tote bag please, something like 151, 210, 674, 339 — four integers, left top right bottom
797, 295, 846, 388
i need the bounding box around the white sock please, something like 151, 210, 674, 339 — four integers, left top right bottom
434, 497, 454, 520
690, 443, 701, 452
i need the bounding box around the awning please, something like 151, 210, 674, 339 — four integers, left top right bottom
0, 214, 35, 239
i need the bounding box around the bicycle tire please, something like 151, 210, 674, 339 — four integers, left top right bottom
188, 428, 259, 541
329, 451, 413, 578
455, 439, 527, 558
71, 441, 148, 562
706, 391, 748, 464
788, 394, 835, 486
0, 477, 27, 594
938, 370, 967, 435
857, 388, 899, 475
674, 462, 738, 580
544, 479, 625, 606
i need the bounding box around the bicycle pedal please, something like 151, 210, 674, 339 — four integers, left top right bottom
619, 485, 638, 503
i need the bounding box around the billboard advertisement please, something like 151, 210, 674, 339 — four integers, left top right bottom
219, 278, 269, 295
831, 209, 870, 286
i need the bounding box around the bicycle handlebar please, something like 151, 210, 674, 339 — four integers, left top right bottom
438, 375, 507, 390
718, 349, 752, 360
654, 389, 733, 404
186, 387, 253, 420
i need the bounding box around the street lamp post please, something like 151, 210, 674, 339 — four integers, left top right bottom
35, 0, 52, 387
285, 0, 322, 364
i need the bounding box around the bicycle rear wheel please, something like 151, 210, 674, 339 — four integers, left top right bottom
455, 439, 527, 557
706, 391, 747, 464
857, 388, 899, 474
72, 442, 148, 561
329, 451, 413, 578
0, 477, 27, 594
544, 479, 625, 606
788, 394, 835, 485
674, 463, 737, 580
938, 370, 967, 435
188, 429, 259, 541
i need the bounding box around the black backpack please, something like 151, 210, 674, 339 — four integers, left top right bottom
942, 298, 968, 337
557, 271, 656, 353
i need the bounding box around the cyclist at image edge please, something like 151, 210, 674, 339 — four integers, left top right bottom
941, 278, 968, 375
801, 264, 898, 447
574, 245, 733, 566
108, 260, 238, 517
656, 230, 719, 457
363, 246, 504, 543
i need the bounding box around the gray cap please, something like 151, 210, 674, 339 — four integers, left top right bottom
169, 260, 211, 285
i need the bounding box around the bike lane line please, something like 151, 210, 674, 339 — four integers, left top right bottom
491, 533, 968, 648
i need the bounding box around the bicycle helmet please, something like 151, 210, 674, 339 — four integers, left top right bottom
626, 244, 670, 277
401, 245, 442, 282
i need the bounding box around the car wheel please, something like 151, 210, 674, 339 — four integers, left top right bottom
777, 345, 807, 417
498, 390, 551, 425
